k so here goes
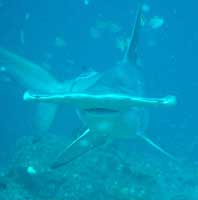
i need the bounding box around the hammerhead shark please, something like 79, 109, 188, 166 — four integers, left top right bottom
0, 5, 177, 168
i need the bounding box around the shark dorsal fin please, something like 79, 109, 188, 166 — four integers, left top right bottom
123, 4, 142, 64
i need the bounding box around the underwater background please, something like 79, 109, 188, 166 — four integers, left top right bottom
0, 0, 198, 199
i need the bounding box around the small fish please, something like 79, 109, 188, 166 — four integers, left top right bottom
149, 16, 164, 29
90, 18, 121, 39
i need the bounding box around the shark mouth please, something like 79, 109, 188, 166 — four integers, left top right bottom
83, 108, 120, 115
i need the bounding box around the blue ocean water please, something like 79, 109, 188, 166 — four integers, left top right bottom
0, 0, 197, 199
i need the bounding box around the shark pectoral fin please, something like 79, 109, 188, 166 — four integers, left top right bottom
34, 103, 58, 133
137, 133, 177, 162
50, 129, 108, 169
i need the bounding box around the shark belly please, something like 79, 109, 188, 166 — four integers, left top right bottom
78, 107, 145, 138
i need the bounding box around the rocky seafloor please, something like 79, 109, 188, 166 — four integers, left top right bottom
0, 134, 198, 200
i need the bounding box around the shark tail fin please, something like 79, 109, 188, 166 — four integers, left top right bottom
123, 3, 142, 64
0, 47, 62, 132
138, 133, 178, 162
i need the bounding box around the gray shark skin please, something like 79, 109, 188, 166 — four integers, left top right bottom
0, 48, 101, 132
0, 47, 63, 132
0, 4, 177, 168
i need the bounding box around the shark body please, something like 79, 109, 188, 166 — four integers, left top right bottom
0, 5, 177, 168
